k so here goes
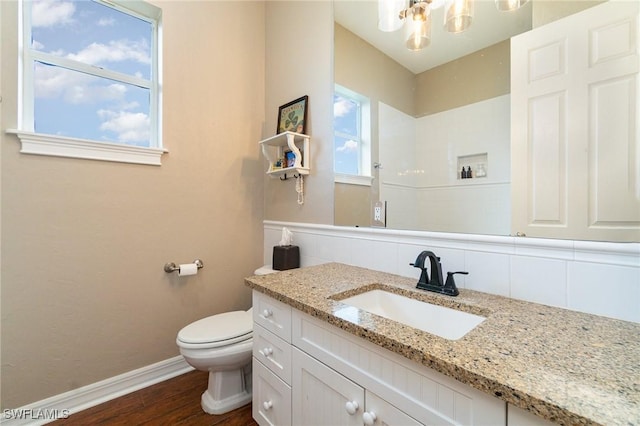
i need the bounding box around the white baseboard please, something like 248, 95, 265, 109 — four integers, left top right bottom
1, 356, 194, 425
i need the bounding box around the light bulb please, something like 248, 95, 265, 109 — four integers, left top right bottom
444, 0, 473, 33
404, 5, 431, 50
495, 0, 529, 12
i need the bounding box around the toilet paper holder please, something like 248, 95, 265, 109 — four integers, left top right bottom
164, 259, 204, 273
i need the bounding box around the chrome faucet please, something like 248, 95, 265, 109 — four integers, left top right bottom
410, 251, 468, 297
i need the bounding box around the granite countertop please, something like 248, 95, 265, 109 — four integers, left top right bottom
244, 263, 640, 426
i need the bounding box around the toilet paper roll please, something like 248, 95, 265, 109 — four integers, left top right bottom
178, 263, 198, 276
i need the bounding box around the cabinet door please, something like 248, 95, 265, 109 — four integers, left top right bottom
511, 1, 639, 241
365, 390, 422, 426
292, 348, 364, 426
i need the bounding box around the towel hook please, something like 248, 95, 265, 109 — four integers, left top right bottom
279, 173, 300, 181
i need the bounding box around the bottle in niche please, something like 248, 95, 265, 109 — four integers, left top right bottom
467, 166, 472, 178
460, 166, 466, 179
476, 163, 486, 177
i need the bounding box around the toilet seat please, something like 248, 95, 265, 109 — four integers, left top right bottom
177, 311, 252, 349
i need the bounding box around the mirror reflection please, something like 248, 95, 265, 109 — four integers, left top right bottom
333, 0, 606, 236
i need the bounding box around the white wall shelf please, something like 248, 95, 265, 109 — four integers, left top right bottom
260, 131, 310, 180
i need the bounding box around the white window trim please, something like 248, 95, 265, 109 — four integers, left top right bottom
334, 173, 373, 186
13, 0, 166, 166
6, 130, 167, 166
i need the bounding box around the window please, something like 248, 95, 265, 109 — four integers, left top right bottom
10, 0, 164, 165
333, 85, 372, 185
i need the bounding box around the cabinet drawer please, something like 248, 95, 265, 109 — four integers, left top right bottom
253, 323, 292, 385
253, 290, 292, 342
253, 357, 292, 426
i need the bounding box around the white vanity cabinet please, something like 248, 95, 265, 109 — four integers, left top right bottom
251, 290, 507, 426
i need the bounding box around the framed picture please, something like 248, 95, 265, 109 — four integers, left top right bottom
277, 95, 308, 134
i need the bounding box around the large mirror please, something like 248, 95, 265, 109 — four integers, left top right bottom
333, 0, 606, 236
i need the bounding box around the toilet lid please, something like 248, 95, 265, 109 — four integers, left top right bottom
177, 311, 252, 345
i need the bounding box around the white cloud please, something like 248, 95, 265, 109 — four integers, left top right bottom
98, 110, 150, 143
121, 101, 141, 111
334, 98, 353, 117
34, 63, 85, 99
66, 82, 127, 105
34, 64, 129, 104
98, 17, 115, 27
336, 139, 358, 153
32, 0, 75, 28
67, 39, 151, 66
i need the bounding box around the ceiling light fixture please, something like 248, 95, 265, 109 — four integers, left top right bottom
444, 0, 473, 34
401, 1, 432, 50
495, 0, 530, 12
378, 0, 529, 51
378, 0, 407, 31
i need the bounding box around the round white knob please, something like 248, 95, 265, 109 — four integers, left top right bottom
262, 347, 273, 356
263, 309, 272, 318
363, 411, 377, 425
263, 400, 273, 411
345, 401, 359, 415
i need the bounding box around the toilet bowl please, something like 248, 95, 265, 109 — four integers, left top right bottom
176, 266, 276, 415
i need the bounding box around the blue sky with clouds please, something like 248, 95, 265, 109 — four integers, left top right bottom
334, 93, 360, 174
30, 0, 153, 146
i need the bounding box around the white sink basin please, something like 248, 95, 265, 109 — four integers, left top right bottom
338, 289, 486, 340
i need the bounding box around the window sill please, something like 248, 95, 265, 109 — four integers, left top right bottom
334, 173, 373, 186
6, 130, 167, 166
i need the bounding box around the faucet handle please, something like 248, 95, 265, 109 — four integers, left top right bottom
444, 271, 468, 296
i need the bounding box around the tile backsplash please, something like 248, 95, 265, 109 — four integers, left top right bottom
263, 220, 640, 323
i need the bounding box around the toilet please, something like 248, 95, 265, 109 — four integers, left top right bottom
176, 266, 276, 415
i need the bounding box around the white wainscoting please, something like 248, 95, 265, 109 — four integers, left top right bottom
263, 220, 640, 323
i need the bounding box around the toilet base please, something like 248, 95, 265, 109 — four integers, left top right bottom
200, 363, 252, 415
201, 389, 252, 415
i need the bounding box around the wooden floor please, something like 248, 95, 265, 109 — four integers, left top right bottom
50, 370, 258, 425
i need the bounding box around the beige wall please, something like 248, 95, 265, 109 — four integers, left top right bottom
0, 0, 265, 409
335, 24, 416, 117
334, 183, 372, 227
415, 40, 511, 117
263, 1, 334, 225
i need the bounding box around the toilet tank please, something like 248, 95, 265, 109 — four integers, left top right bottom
254, 265, 277, 275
